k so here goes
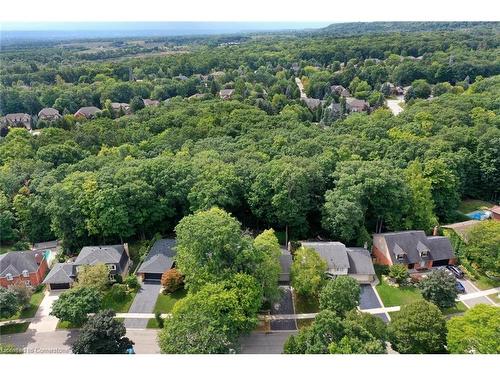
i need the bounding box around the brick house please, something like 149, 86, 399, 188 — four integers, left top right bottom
487, 205, 500, 221
372, 230, 456, 271
0, 250, 48, 288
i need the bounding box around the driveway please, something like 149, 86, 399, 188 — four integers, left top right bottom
29, 291, 61, 332
240, 332, 293, 354
386, 96, 404, 115
458, 279, 495, 308
270, 287, 297, 331
359, 284, 389, 322
124, 281, 161, 329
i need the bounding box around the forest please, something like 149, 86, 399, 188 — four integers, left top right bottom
0, 22, 499, 254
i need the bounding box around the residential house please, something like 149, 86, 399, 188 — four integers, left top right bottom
43, 244, 130, 290
32, 240, 60, 266
346, 97, 370, 113
1, 113, 32, 130
38, 108, 62, 122
302, 97, 323, 111
219, 89, 235, 100
301, 241, 376, 283
110, 102, 132, 115
291, 63, 300, 74
372, 231, 456, 271
137, 239, 176, 282
188, 93, 207, 100
0, 250, 48, 288
487, 205, 500, 221
331, 85, 350, 97
143, 98, 160, 107
175, 74, 189, 81
74, 106, 101, 119
209, 71, 225, 79
442, 220, 482, 243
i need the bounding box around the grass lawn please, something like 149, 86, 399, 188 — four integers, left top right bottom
441, 301, 468, 316
56, 321, 83, 329
0, 322, 30, 335
101, 290, 137, 313
487, 293, 500, 304
296, 318, 314, 330
375, 278, 423, 307
293, 292, 319, 314
457, 199, 493, 214
1, 286, 46, 322
473, 275, 500, 291
153, 288, 187, 314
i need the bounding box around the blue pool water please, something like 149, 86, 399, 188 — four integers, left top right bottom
466, 210, 489, 220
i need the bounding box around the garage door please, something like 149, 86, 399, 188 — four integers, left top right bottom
50, 283, 70, 290
432, 259, 449, 267
143, 273, 162, 282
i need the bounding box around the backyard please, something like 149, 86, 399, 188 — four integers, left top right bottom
457, 199, 493, 214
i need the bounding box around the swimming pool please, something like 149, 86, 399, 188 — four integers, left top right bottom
466, 210, 490, 220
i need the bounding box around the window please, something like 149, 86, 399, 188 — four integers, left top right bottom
107, 264, 116, 271
25, 280, 31, 287
6, 273, 13, 281
396, 254, 405, 260
22, 270, 29, 278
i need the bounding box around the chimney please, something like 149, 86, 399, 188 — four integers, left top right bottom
433, 226, 439, 236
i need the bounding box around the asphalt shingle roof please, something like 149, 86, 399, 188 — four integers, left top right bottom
43, 263, 74, 284
137, 239, 176, 274
0, 251, 41, 277
74, 245, 125, 266
301, 241, 350, 270
346, 248, 375, 275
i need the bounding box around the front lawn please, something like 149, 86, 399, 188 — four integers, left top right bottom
56, 320, 83, 329
153, 288, 187, 314
473, 275, 500, 291
441, 301, 468, 316
101, 290, 137, 313
293, 291, 319, 314
1, 286, 45, 322
375, 278, 423, 307
457, 199, 493, 214
0, 322, 30, 335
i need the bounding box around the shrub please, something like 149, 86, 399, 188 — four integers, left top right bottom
125, 275, 140, 290
389, 264, 409, 285
0, 288, 20, 319
13, 241, 30, 252
155, 311, 164, 328
161, 269, 184, 293
418, 269, 458, 308
114, 274, 123, 284
109, 284, 127, 301
9, 283, 33, 309
319, 276, 361, 317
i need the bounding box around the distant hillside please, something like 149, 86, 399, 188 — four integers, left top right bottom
318, 21, 500, 35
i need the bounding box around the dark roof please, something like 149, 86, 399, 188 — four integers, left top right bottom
376, 231, 455, 264
43, 263, 75, 284
0, 251, 42, 277
137, 239, 176, 274
346, 248, 375, 275
279, 252, 292, 274
301, 241, 350, 270
74, 245, 126, 266
33, 240, 59, 251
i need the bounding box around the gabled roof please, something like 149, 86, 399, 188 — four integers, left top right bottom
219, 89, 235, 97
33, 240, 59, 251
346, 248, 375, 275
0, 251, 41, 277
75, 106, 100, 117
74, 245, 125, 266
442, 220, 481, 242
488, 205, 500, 215
38, 108, 61, 118
375, 231, 455, 264
137, 239, 176, 274
301, 241, 350, 270
43, 263, 75, 284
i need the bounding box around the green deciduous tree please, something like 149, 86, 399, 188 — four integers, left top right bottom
463, 221, 500, 277
72, 310, 134, 354
252, 229, 282, 303
0, 288, 20, 319
291, 246, 327, 297
319, 276, 361, 317
50, 287, 102, 326
418, 269, 458, 309
447, 304, 500, 354
388, 301, 447, 354
75, 264, 110, 291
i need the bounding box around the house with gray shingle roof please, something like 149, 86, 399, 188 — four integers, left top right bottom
74, 244, 129, 277
137, 239, 176, 282
74, 106, 101, 119
38, 108, 62, 122
301, 242, 375, 283
0, 251, 48, 288
219, 89, 235, 100
372, 230, 456, 271
279, 251, 293, 284
43, 263, 75, 290
1, 113, 32, 130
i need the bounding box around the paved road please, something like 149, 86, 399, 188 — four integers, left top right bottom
124, 282, 161, 329
1, 328, 160, 354
270, 287, 297, 331
240, 332, 294, 354
359, 284, 389, 322
458, 279, 495, 307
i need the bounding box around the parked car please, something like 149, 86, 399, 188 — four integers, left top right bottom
446, 265, 465, 279
455, 281, 466, 294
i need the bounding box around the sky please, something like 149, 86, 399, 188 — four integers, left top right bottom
0, 0, 497, 24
